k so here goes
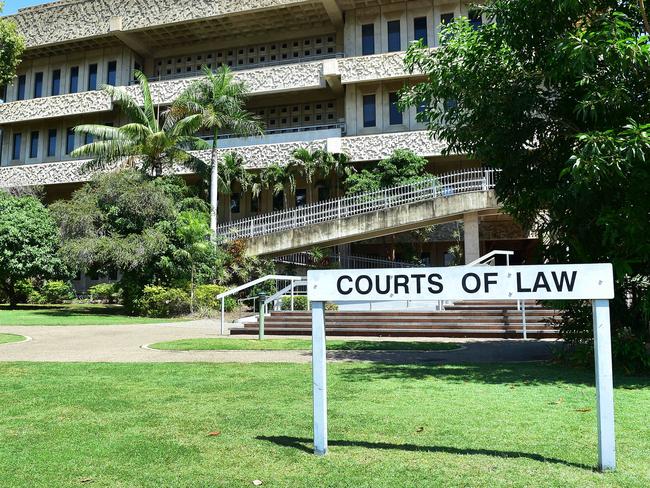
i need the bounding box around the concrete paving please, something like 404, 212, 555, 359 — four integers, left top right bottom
0, 321, 562, 364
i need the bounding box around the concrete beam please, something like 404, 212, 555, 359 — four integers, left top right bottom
321, 0, 344, 27
322, 58, 343, 94
463, 211, 480, 264
109, 17, 153, 58
245, 191, 500, 257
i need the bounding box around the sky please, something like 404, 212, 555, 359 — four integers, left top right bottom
3, 0, 51, 16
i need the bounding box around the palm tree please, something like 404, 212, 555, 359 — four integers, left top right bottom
72, 70, 209, 177
218, 152, 252, 221
321, 151, 355, 197
289, 148, 328, 205
174, 65, 264, 234
261, 162, 295, 210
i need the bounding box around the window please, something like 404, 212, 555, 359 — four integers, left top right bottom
444, 98, 458, 111
317, 185, 330, 201
47, 129, 57, 157
413, 17, 428, 45
361, 24, 375, 55
440, 13, 455, 43
69, 66, 79, 93
51, 69, 61, 96
230, 193, 241, 214
29, 131, 39, 158
416, 102, 426, 114
250, 194, 260, 213
65, 128, 75, 155
295, 189, 307, 208
33, 72, 43, 98
362, 94, 376, 128
106, 60, 117, 85
17, 75, 26, 100
387, 20, 401, 52
273, 191, 284, 211
469, 10, 482, 29
389, 92, 403, 125
88, 64, 98, 90
84, 133, 94, 145
12, 133, 21, 160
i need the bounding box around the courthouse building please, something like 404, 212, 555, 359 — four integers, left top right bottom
0, 0, 537, 269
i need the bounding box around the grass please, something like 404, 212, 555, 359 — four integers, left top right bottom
149, 338, 462, 351
0, 333, 26, 345
0, 304, 184, 326
0, 362, 648, 487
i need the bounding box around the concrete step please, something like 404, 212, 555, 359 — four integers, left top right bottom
232, 327, 559, 338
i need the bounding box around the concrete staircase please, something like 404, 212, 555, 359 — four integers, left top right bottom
231, 300, 560, 338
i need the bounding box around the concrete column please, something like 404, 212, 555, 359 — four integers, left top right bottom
463, 212, 480, 264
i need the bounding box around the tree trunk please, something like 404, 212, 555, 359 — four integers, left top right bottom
210, 129, 219, 237
5, 282, 18, 309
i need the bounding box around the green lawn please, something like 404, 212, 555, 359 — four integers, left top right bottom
0, 304, 184, 326
0, 362, 648, 487
0, 333, 26, 344
149, 338, 461, 351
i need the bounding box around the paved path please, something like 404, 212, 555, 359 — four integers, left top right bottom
0, 321, 561, 364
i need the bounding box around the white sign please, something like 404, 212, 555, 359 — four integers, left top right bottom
308, 264, 614, 302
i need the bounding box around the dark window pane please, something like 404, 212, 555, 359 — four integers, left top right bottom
51, 69, 61, 96
417, 102, 426, 114
29, 131, 39, 158
295, 189, 307, 207
251, 195, 260, 213
66, 128, 75, 154
469, 10, 482, 29
444, 98, 458, 111
85, 133, 94, 145
47, 129, 57, 157
361, 24, 375, 55
387, 20, 401, 52
70, 66, 79, 93
317, 186, 330, 201
88, 64, 98, 90
107, 60, 117, 85
230, 193, 241, 214
33, 72, 43, 98
363, 94, 376, 128
17, 75, 26, 100
414, 17, 428, 45
273, 191, 284, 211
389, 92, 403, 125
12, 133, 22, 160
440, 13, 454, 25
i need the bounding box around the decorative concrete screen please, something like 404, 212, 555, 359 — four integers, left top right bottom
307, 264, 616, 471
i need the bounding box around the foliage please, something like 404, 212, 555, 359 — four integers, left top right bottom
344, 149, 432, 194
195, 284, 237, 312
51, 171, 225, 313
280, 295, 309, 311
0, 4, 25, 89
72, 70, 209, 176
136, 285, 191, 318
39, 281, 75, 304
401, 1, 650, 368
218, 152, 252, 220
88, 283, 121, 304
260, 162, 293, 208
0, 195, 66, 307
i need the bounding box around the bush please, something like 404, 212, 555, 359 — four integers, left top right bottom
280, 295, 309, 311
136, 286, 190, 318
13, 280, 35, 304
88, 283, 120, 304
39, 281, 74, 304
194, 284, 237, 312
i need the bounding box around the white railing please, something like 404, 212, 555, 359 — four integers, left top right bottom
276, 252, 423, 269
216, 168, 499, 241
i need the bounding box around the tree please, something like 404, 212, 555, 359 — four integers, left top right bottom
72, 70, 209, 177
344, 149, 431, 194
218, 152, 252, 221
260, 162, 295, 210
400, 1, 650, 370
321, 151, 356, 197
0, 195, 66, 307
175, 210, 212, 313
0, 3, 25, 90
175, 66, 264, 234
50, 170, 224, 312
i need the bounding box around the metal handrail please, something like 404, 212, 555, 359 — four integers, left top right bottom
200, 122, 346, 142
276, 252, 423, 269
466, 250, 514, 267
216, 168, 499, 241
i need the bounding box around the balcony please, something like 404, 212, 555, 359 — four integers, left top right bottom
207, 123, 345, 149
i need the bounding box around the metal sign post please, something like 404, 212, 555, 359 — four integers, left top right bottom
307, 264, 616, 471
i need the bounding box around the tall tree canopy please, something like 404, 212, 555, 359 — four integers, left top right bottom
0, 3, 25, 89
0, 194, 65, 307
401, 0, 650, 368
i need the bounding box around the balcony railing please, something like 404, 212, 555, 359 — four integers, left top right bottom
199, 122, 346, 143
216, 168, 499, 241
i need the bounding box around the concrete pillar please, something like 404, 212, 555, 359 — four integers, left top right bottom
463, 212, 480, 264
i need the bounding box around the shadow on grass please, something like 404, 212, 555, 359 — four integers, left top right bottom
0, 304, 129, 317
335, 362, 650, 389
256, 435, 594, 471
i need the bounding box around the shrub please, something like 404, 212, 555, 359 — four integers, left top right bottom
137, 286, 190, 318
40, 281, 74, 304
13, 280, 35, 304
88, 283, 120, 304
281, 295, 309, 311
194, 284, 237, 312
